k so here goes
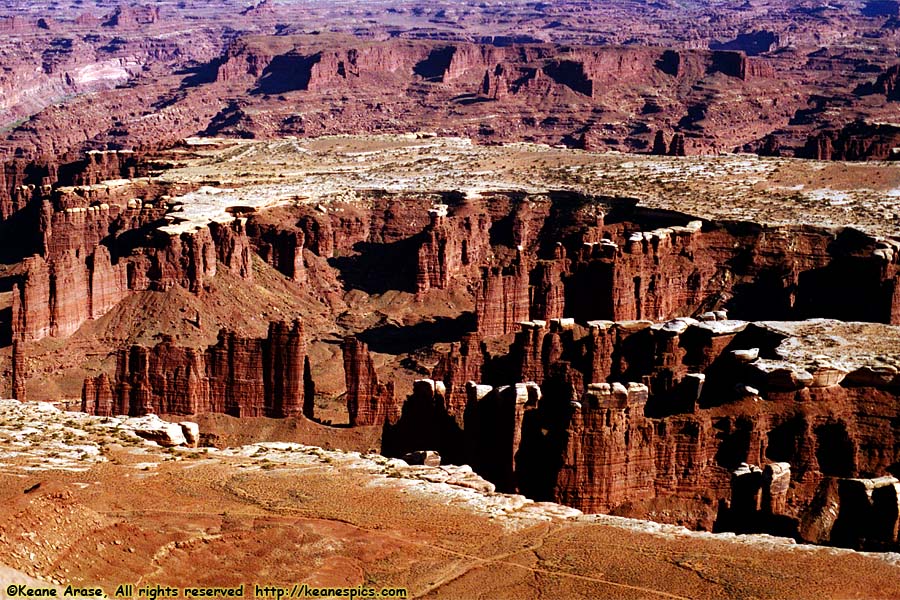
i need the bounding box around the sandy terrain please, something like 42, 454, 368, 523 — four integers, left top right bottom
0, 399, 897, 600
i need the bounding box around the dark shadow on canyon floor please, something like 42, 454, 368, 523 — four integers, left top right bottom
328, 237, 422, 294
357, 312, 476, 355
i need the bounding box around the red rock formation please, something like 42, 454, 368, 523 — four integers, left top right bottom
4, 4, 900, 160
40, 196, 172, 261
496, 315, 745, 410
13, 248, 124, 342
117, 340, 208, 415
89, 245, 129, 320
310, 44, 428, 89
856, 63, 900, 101
204, 329, 264, 417
210, 220, 255, 281
14, 217, 255, 342
103, 5, 157, 28
0, 15, 33, 34
0, 159, 42, 222
745, 57, 776, 79
431, 332, 484, 419
416, 203, 492, 293
67, 150, 146, 187
83, 319, 312, 418
798, 122, 900, 161
551, 382, 726, 516
49, 250, 91, 338
41, 202, 114, 260
530, 253, 567, 322
265, 320, 308, 417
219, 40, 436, 92
560, 218, 900, 326
0, 151, 151, 229
297, 212, 334, 258
149, 227, 218, 293
463, 381, 541, 492
246, 222, 305, 283
651, 130, 669, 155
11, 341, 25, 401
513, 320, 551, 385
16, 187, 900, 351
554, 382, 662, 511
12, 258, 51, 342
728, 463, 763, 521
342, 336, 397, 427
103, 6, 136, 28
241, 191, 900, 347
73, 12, 101, 28
668, 133, 686, 156
198, 35, 802, 155
81, 372, 115, 416
217, 38, 280, 82
708, 51, 748, 80
3, 150, 250, 341
416, 206, 456, 293
481, 65, 508, 100
442, 45, 500, 82
400, 314, 900, 541
475, 252, 530, 337
244, 193, 499, 296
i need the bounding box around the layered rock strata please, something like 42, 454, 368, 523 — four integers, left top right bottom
342, 336, 397, 427
1, 149, 262, 344
113, 187, 900, 349
384, 316, 900, 550
12, 219, 253, 342
82, 319, 312, 418
11, 341, 25, 401
725, 463, 900, 550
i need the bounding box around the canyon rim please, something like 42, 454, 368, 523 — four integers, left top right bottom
2, 1, 900, 599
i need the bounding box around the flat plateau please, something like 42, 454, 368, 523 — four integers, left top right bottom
160, 135, 900, 238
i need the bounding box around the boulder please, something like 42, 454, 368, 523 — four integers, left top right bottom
179, 421, 200, 447
124, 415, 187, 447
403, 450, 441, 467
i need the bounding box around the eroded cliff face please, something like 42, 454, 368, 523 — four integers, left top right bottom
382, 316, 900, 549
342, 336, 397, 427
2, 152, 255, 343
238, 188, 900, 338
11, 219, 253, 343
82, 319, 310, 418
7, 145, 900, 366
798, 121, 900, 161
202, 36, 792, 155
17, 151, 899, 553
7, 1, 900, 162
220, 41, 763, 96
0, 150, 152, 225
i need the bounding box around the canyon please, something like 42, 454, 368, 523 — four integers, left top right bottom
2, 397, 898, 599
0, 135, 892, 553
3, 1, 900, 160
1, 1, 900, 596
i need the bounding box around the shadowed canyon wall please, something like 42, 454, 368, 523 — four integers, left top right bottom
383, 316, 900, 550
1, 151, 254, 343
22, 159, 894, 551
